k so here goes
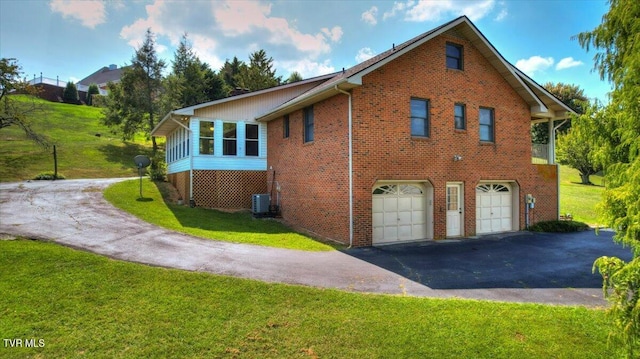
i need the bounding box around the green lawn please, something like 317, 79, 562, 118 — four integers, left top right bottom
104, 178, 336, 251
0, 239, 617, 358
558, 165, 605, 226
0, 96, 155, 182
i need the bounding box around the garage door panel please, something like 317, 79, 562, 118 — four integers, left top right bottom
384, 197, 398, 211
372, 198, 384, 212
412, 197, 424, 210
384, 226, 398, 240
398, 211, 412, 225
398, 197, 412, 211
384, 212, 397, 225
373, 227, 384, 241
411, 210, 425, 224
372, 212, 384, 225
398, 225, 412, 240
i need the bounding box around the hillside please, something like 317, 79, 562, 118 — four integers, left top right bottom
0, 96, 156, 182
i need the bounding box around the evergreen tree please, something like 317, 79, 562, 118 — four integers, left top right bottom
102, 28, 165, 152
171, 34, 225, 106
87, 83, 99, 106
62, 81, 79, 104
234, 50, 282, 91
219, 56, 244, 94
285, 71, 303, 84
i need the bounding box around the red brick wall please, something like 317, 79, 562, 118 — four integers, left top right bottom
267, 97, 350, 242
268, 33, 558, 246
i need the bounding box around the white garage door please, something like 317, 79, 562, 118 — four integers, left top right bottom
476, 183, 512, 234
372, 184, 426, 244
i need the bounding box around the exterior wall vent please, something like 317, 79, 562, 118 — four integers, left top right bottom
252, 193, 270, 215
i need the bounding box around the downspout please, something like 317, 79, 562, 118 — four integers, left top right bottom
170, 116, 193, 203
335, 85, 353, 248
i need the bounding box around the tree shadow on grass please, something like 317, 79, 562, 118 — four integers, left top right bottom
99, 142, 154, 171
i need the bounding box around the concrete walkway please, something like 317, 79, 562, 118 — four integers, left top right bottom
0, 178, 619, 307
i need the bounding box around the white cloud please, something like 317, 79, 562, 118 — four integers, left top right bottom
556, 57, 584, 70
355, 48, 376, 63
49, 0, 106, 28
212, 0, 340, 58
495, 8, 507, 21
278, 59, 335, 78
382, 0, 496, 22
515, 56, 554, 75
383, 1, 413, 21
322, 26, 343, 42
362, 6, 378, 25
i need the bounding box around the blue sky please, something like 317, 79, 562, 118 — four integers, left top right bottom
1, 0, 610, 102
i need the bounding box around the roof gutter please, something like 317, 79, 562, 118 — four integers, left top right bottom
334, 85, 354, 248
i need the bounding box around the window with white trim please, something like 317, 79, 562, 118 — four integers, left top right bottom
245, 124, 259, 156
479, 107, 494, 142
223, 122, 237, 155
199, 121, 214, 155
410, 98, 430, 137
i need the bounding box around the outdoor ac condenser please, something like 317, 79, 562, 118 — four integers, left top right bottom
252, 194, 270, 215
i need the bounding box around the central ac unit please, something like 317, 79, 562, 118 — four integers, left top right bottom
252, 193, 270, 215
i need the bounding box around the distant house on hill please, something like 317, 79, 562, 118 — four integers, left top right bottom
25, 64, 124, 103
77, 64, 127, 91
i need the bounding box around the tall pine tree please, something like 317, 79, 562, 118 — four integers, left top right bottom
103, 28, 165, 152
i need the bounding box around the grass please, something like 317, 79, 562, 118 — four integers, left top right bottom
0, 96, 155, 182
0, 239, 618, 358
558, 165, 605, 226
103, 178, 336, 251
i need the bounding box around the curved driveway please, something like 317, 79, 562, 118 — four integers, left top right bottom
0, 178, 630, 307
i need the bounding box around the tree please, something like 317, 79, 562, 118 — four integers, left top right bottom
234, 49, 282, 91
531, 82, 588, 144
285, 71, 303, 84
103, 28, 165, 152
62, 81, 79, 104
219, 56, 244, 94
555, 101, 603, 184
171, 34, 226, 107
0, 58, 48, 147
86, 83, 99, 106
576, 0, 640, 356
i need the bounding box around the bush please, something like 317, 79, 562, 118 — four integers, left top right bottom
91, 94, 107, 107
148, 154, 166, 181
33, 172, 66, 180
86, 83, 100, 106
529, 220, 589, 232
62, 82, 79, 104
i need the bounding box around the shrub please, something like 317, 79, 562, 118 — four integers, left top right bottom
148, 154, 166, 181
529, 220, 590, 232
86, 83, 100, 106
91, 94, 107, 107
33, 172, 66, 180
62, 82, 79, 104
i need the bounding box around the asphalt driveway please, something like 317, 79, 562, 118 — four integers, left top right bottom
0, 178, 634, 307
346, 230, 632, 290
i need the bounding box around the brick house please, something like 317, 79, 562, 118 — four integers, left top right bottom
153, 16, 573, 247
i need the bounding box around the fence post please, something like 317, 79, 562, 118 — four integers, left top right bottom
53, 145, 58, 180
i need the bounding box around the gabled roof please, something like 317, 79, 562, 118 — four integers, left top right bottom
78, 65, 128, 86
256, 16, 574, 122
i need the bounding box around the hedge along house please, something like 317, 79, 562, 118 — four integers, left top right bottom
154, 16, 573, 247
152, 73, 335, 208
